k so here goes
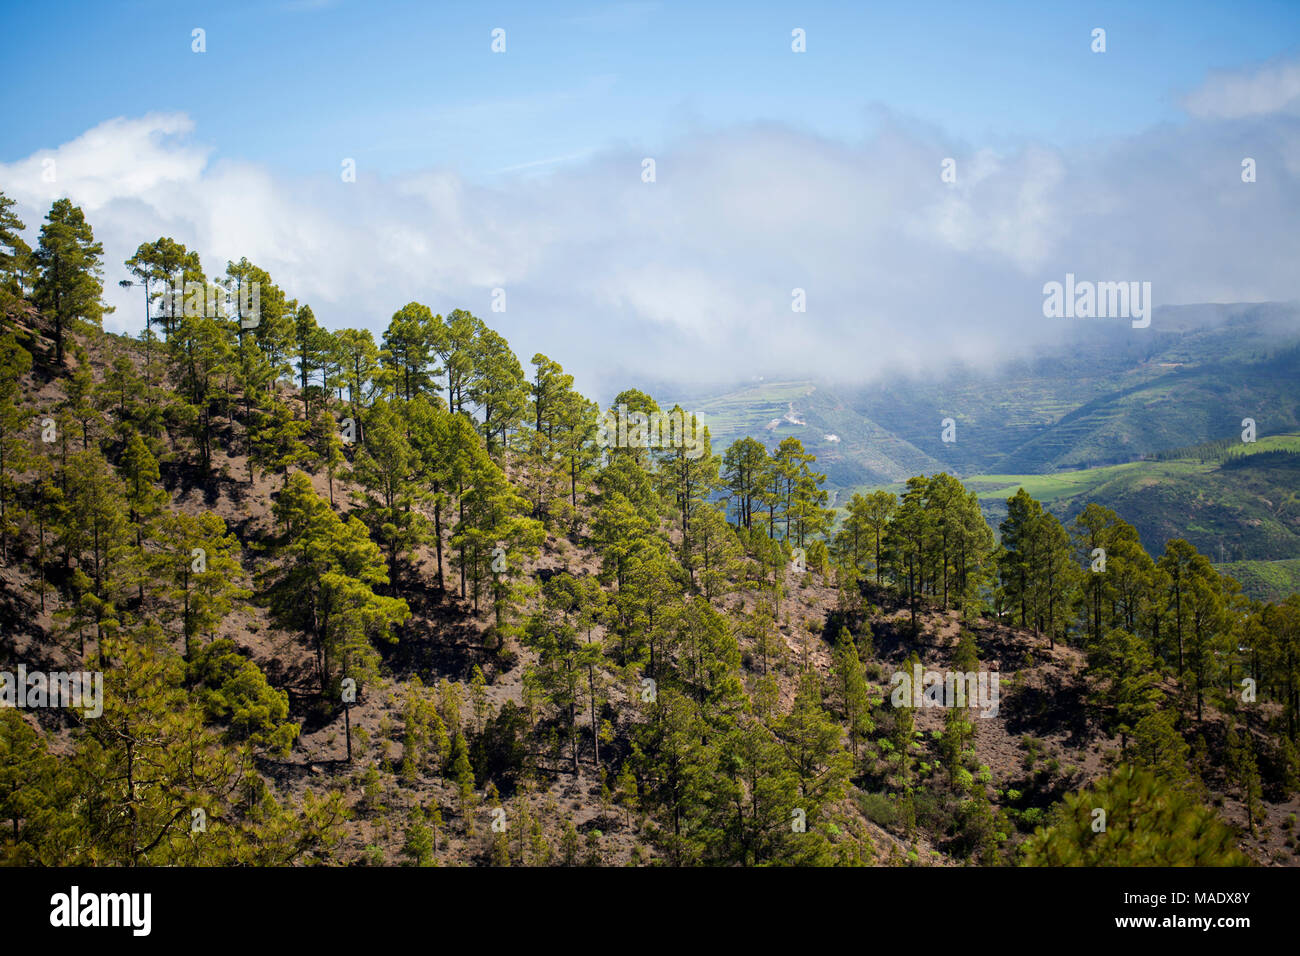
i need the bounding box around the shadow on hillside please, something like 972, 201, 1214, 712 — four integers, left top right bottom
160, 461, 225, 507
861, 613, 925, 662
969, 620, 1044, 673
1002, 669, 1092, 744
265, 655, 325, 704
380, 572, 497, 684
846, 599, 965, 662
255, 751, 355, 788
0, 566, 110, 736
0, 562, 87, 676
0, 571, 49, 665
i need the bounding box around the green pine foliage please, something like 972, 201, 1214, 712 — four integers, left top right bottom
0, 193, 1293, 867
1020, 765, 1250, 866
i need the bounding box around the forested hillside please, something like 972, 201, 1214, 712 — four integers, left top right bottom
2, 193, 1299, 867
965, 439, 1300, 600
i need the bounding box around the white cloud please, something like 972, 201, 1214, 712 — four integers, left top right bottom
2, 92, 1300, 400
0, 114, 208, 213
1184, 59, 1300, 119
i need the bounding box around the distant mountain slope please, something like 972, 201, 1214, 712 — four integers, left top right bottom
992, 343, 1300, 472
682, 304, 1300, 591
964, 439, 1300, 588
687, 380, 945, 491
683, 302, 1300, 489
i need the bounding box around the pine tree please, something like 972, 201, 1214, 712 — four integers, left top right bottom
333, 327, 379, 437
1020, 764, 1249, 866
1253, 594, 1300, 742
452, 441, 543, 627
245, 401, 291, 485
861, 490, 896, 587
28, 455, 63, 612
187, 638, 298, 754
308, 407, 345, 505
123, 239, 175, 341
722, 436, 768, 529
559, 818, 580, 865
154, 510, 249, 659
432, 309, 482, 415
1072, 503, 1123, 645
124, 237, 203, 339
654, 413, 719, 584
788, 450, 832, 549
691, 502, 743, 604
886, 478, 929, 630
524, 584, 584, 771
0, 190, 32, 314
451, 733, 477, 821
268, 471, 409, 693
830, 627, 873, 762
999, 488, 1043, 629
522, 353, 583, 519
292, 304, 330, 413
940, 704, 976, 789
0, 710, 64, 864
0, 334, 33, 562
889, 652, 920, 787
349, 398, 424, 580
71, 631, 250, 865
768, 437, 817, 543
1088, 629, 1162, 751
1186, 566, 1232, 723
169, 312, 235, 474
1225, 718, 1264, 838
57, 448, 131, 652
117, 432, 167, 598
1130, 709, 1190, 781
833, 492, 873, 575
634, 686, 715, 865
62, 361, 101, 450
616, 760, 639, 828
546, 574, 610, 767
467, 327, 527, 457
32, 199, 106, 367
401, 806, 437, 866
775, 671, 854, 812
98, 353, 148, 440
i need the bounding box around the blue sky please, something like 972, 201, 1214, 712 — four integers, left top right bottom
4, 0, 1299, 179
3, 1, 1300, 394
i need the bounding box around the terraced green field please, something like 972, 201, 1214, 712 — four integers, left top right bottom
690, 380, 816, 437
966, 433, 1300, 504
841, 437, 1300, 591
